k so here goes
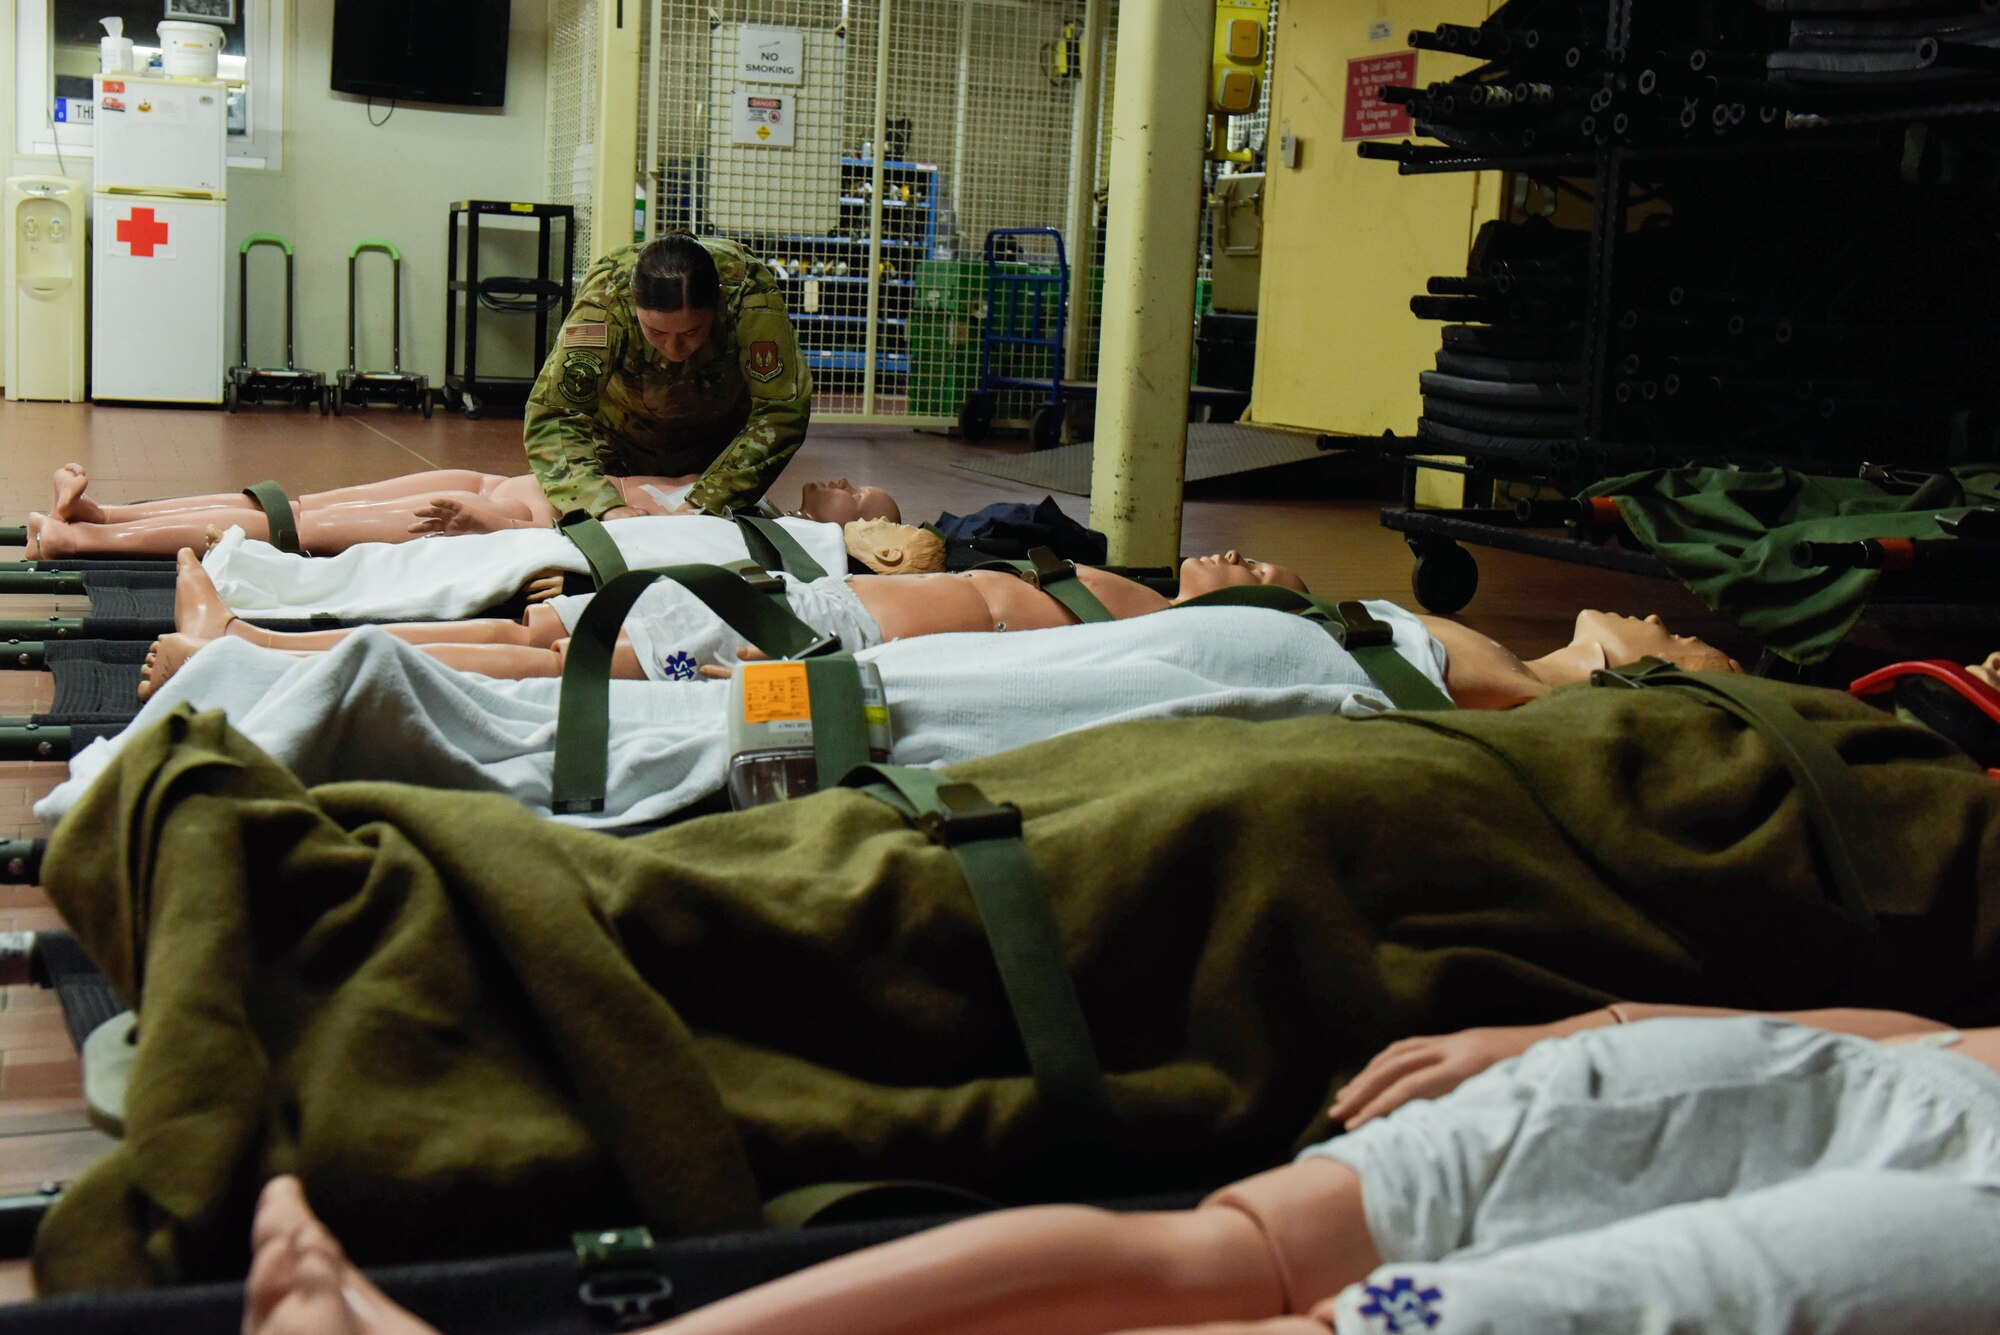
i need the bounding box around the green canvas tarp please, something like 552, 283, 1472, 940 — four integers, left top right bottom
1585, 465, 2000, 662
32, 680, 2000, 1292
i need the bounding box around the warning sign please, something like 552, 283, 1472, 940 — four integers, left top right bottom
732, 93, 796, 148
1343, 51, 1417, 141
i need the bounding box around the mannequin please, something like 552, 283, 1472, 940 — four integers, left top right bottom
138, 545, 1742, 705
23, 464, 899, 559
240, 1005, 2000, 1335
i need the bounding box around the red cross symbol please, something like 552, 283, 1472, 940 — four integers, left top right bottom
116, 207, 170, 257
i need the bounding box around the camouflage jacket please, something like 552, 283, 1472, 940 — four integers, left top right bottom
523, 238, 812, 518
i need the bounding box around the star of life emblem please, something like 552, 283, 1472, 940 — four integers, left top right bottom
660, 650, 699, 681
1359, 1275, 1443, 1331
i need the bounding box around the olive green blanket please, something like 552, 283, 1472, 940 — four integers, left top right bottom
1584, 464, 2000, 663
34, 681, 2000, 1292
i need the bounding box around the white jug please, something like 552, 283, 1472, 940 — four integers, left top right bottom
98, 17, 135, 73
157, 21, 225, 79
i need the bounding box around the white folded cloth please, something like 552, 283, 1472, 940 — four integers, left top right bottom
202, 513, 848, 622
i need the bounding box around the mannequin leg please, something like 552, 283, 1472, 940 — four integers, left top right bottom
28, 508, 281, 559
51, 462, 261, 524
300, 471, 506, 509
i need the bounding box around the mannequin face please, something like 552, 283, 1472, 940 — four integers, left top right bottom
799, 479, 901, 524
634, 305, 717, 363
1176, 551, 1309, 598
844, 518, 946, 574
1571, 610, 1743, 674
1969, 653, 2000, 693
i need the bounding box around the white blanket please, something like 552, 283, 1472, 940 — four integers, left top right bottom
202, 514, 848, 622
38, 601, 1448, 829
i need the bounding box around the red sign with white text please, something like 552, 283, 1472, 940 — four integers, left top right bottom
1344, 51, 1417, 140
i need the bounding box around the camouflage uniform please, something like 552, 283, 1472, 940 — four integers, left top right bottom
524, 238, 812, 518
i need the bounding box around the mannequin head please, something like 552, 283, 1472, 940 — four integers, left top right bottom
845, 519, 945, 575
632, 234, 721, 362
1174, 551, 1309, 600
1970, 653, 2000, 693
799, 479, 902, 524
1568, 611, 1743, 675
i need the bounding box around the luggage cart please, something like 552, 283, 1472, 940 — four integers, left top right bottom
224, 234, 328, 414
958, 227, 1090, 451
331, 239, 431, 417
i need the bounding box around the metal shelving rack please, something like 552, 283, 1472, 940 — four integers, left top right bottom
441, 201, 576, 420
1361, 0, 2000, 617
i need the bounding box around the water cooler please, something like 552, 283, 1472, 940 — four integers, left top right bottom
3, 176, 88, 402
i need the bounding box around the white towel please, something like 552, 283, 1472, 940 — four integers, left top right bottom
202, 513, 849, 622
38, 602, 1448, 829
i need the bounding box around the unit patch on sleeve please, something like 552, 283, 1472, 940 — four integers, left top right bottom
745, 340, 785, 383
558, 351, 605, 405
564, 321, 609, 348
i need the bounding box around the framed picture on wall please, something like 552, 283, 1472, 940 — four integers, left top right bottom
164, 0, 238, 22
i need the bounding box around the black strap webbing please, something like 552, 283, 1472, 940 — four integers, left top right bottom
971, 547, 1117, 625
1594, 663, 1879, 928
843, 764, 1108, 1123
735, 515, 829, 582
551, 564, 838, 814
1173, 586, 1456, 712
242, 481, 300, 555
560, 518, 630, 588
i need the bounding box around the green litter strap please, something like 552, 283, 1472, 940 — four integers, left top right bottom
972, 547, 1116, 625
1173, 585, 1457, 712
1595, 662, 1881, 929
560, 517, 630, 587
242, 481, 300, 555
735, 514, 829, 581
802, 653, 870, 791
843, 764, 1108, 1123
550, 564, 839, 813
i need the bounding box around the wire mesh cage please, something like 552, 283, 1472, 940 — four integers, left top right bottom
547, 0, 602, 267
621, 0, 1118, 424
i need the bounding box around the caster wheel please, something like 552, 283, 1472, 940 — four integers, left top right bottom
1031, 404, 1066, 451
330, 386, 344, 416
223, 381, 239, 413
958, 392, 995, 443
421, 392, 434, 419
463, 392, 485, 421
318, 387, 331, 416
1409, 542, 1478, 615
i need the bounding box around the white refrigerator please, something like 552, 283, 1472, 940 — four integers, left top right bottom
91, 75, 228, 403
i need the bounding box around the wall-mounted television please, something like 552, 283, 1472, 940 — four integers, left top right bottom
330, 0, 511, 108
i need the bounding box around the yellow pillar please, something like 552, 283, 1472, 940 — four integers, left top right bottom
592, 0, 642, 259
1062, 0, 1109, 384
1088, 0, 1211, 567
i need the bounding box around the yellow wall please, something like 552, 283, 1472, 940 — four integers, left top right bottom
1250, 0, 1499, 439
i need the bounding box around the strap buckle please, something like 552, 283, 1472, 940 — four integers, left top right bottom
785, 633, 845, 660
1334, 600, 1394, 649
736, 569, 786, 595
1027, 547, 1076, 588
917, 783, 1023, 847
574, 1227, 674, 1331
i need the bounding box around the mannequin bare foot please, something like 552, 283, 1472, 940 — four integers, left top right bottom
51, 463, 107, 524
171, 548, 240, 639
26, 513, 74, 559
245, 1177, 438, 1335
139, 633, 212, 701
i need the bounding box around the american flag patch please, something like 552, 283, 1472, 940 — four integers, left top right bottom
564, 322, 609, 348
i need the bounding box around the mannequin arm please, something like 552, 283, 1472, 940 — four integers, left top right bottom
1331, 1004, 1955, 1128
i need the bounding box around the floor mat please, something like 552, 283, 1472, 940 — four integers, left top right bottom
951, 423, 1331, 497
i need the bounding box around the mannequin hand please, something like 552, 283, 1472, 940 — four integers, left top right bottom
522, 569, 565, 604
698, 664, 733, 680
599, 505, 644, 522
735, 645, 770, 663
1329, 1022, 1584, 1128
411, 496, 516, 536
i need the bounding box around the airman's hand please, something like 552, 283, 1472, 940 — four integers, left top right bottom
599, 505, 644, 522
